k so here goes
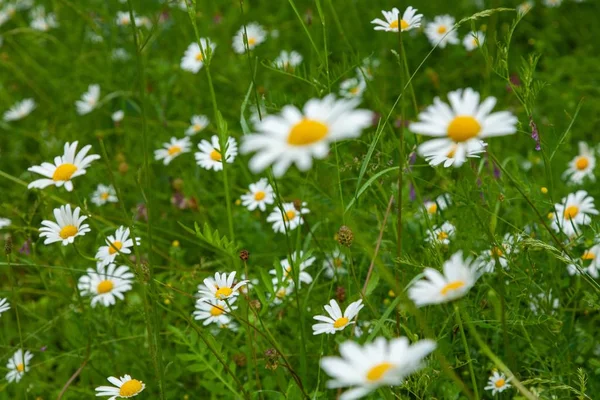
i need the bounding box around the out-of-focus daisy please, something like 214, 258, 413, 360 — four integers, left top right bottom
266, 201, 309, 234
477, 233, 519, 273
563, 142, 595, 184
543, 0, 562, 7
112, 110, 124, 123
180, 39, 216, 73
0, 6, 16, 28
371, 7, 423, 32
154, 137, 192, 165
425, 15, 459, 48
320, 337, 436, 400
410, 88, 517, 168
0, 218, 11, 228
75, 84, 101, 115
86, 30, 103, 43
529, 291, 560, 314
270, 251, 315, 287
29, 6, 57, 31
240, 178, 274, 211
339, 77, 367, 99
3, 98, 36, 121
273, 50, 303, 71
425, 221, 455, 246
323, 248, 347, 279
194, 135, 238, 171
0, 298, 10, 316
78, 264, 134, 307
270, 279, 295, 305
5, 349, 33, 383
193, 298, 237, 326
185, 115, 210, 135
463, 31, 485, 52
232, 22, 266, 54
423, 194, 450, 216
39, 204, 90, 245
91, 184, 118, 206
551, 190, 598, 236
408, 251, 478, 306
484, 371, 512, 395
115, 11, 138, 26
241, 95, 372, 177
95, 374, 146, 399
517, 0, 534, 14
95, 226, 141, 267
567, 245, 600, 278
112, 48, 130, 61
197, 271, 249, 302
27, 141, 100, 191
356, 57, 381, 81
312, 299, 364, 335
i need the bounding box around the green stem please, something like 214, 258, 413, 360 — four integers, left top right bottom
454, 304, 480, 400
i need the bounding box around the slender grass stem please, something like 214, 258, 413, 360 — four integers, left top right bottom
454, 304, 481, 400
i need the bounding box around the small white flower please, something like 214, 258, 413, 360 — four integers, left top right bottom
551, 190, 598, 237
75, 84, 101, 115
115, 11, 135, 26
484, 371, 512, 395
194, 135, 238, 171
193, 297, 237, 326
5, 349, 33, 383
356, 57, 381, 81
0, 298, 10, 316
529, 291, 560, 314
180, 39, 216, 73
423, 194, 451, 216
154, 137, 192, 165
39, 204, 91, 246
425, 221, 455, 245
312, 299, 364, 335
3, 98, 36, 121
112, 48, 130, 61
267, 202, 309, 234
477, 233, 519, 273
273, 50, 303, 71
543, 0, 563, 7
29, 6, 58, 31
91, 184, 118, 206
27, 141, 100, 191
185, 115, 210, 135
517, 1, 534, 14
232, 22, 266, 54
112, 110, 124, 122
408, 251, 479, 306
269, 251, 315, 287
371, 7, 423, 32
339, 77, 367, 99
562, 142, 596, 184
78, 264, 134, 307
425, 15, 459, 48
95, 374, 146, 399
0, 218, 11, 229
463, 31, 485, 51
95, 226, 141, 267
323, 248, 347, 279
197, 271, 249, 302
240, 178, 274, 211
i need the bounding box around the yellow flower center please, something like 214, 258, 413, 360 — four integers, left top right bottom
248, 37, 257, 46
59, 225, 78, 239
437, 231, 449, 241
287, 119, 329, 146
52, 163, 78, 181
108, 241, 123, 255
101, 192, 109, 200
210, 150, 222, 161
447, 116, 481, 142
193, 124, 202, 131
276, 288, 286, 299
349, 87, 360, 95
168, 145, 182, 156
333, 317, 349, 329
366, 362, 394, 382
491, 247, 504, 257
333, 258, 343, 267
97, 280, 114, 294
495, 378, 506, 388
440, 280, 465, 295
389, 19, 409, 30
195, 52, 204, 61
215, 287, 233, 299
564, 205, 579, 219
575, 157, 589, 170
16, 363, 24, 372
428, 204, 438, 214
254, 191, 266, 201
119, 379, 143, 396
210, 306, 224, 316
437, 25, 447, 34
121, 17, 129, 25
285, 210, 297, 221
582, 251, 595, 261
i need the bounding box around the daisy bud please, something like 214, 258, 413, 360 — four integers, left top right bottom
172, 178, 184, 191
233, 353, 247, 367
118, 162, 129, 175
250, 299, 261, 310
335, 286, 346, 303
337, 225, 354, 247
5, 236, 12, 255
239, 249, 249, 261
292, 198, 302, 211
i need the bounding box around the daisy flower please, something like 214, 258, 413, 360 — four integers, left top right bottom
517, 1, 534, 14
339, 77, 367, 99
425, 15, 459, 48
5, 349, 33, 383
193, 297, 237, 326
95, 226, 141, 267
39, 204, 90, 245
241, 95, 373, 177
323, 248, 347, 279
425, 221, 456, 246
154, 137, 192, 165
270, 281, 295, 305
195, 135, 238, 171
529, 291, 560, 314
484, 371, 512, 395
180, 39, 216, 73
567, 245, 600, 278
477, 233, 519, 273
563, 142, 596, 184
3, 98, 36, 121
551, 190, 598, 236
266, 201, 310, 234
273, 50, 303, 71
185, 115, 210, 135
115, 11, 139, 26
543, 0, 562, 7
29, 6, 57, 31
356, 57, 381, 81
0, 298, 10, 316
27, 141, 100, 191
91, 184, 118, 206
408, 251, 479, 306
240, 178, 274, 211
95, 375, 146, 399
75, 84, 101, 115
232, 22, 266, 54
423, 194, 451, 216
0, 218, 11, 228
112, 110, 124, 122
410, 88, 517, 168
320, 337, 436, 400
371, 7, 423, 32
197, 271, 249, 302
270, 251, 315, 287
463, 31, 485, 52
78, 264, 134, 307
312, 299, 364, 335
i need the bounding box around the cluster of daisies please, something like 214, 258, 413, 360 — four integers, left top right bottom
0, 1, 56, 32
